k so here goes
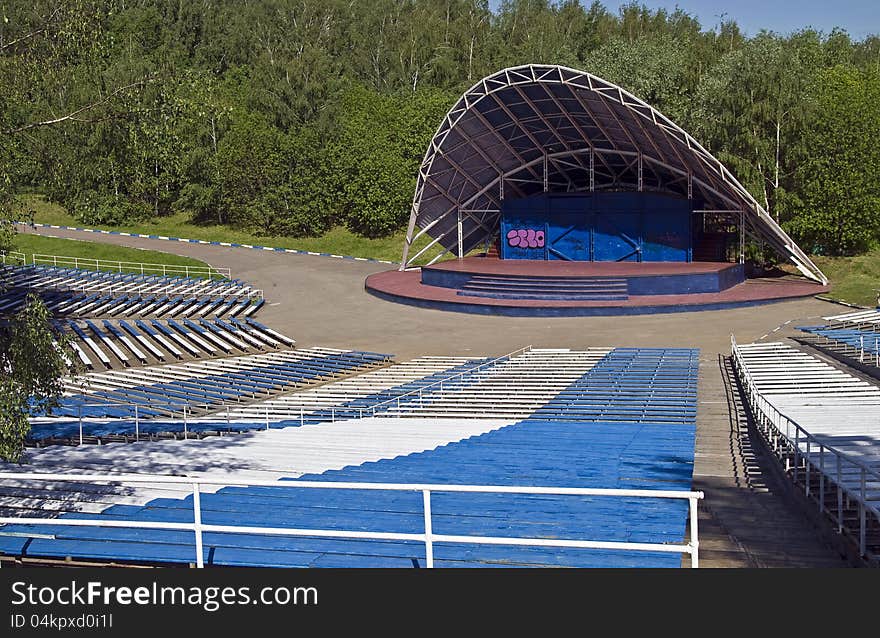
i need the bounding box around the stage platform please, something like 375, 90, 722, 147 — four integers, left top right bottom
365, 257, 828, 316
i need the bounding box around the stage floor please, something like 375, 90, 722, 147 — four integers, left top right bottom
425, 258, 736, 278
366, 258, 828, 317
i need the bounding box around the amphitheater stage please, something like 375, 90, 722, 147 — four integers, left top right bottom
365, 257, 828, 317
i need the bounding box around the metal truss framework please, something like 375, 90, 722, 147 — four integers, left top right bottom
401, 64, 827, 284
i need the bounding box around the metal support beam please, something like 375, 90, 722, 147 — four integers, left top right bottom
638, 154, 643, 192
543, 154, 549, 192
590, 149, 595, 192
457, 209, 464, 259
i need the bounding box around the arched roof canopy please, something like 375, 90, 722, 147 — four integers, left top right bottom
401, 64, 826, 284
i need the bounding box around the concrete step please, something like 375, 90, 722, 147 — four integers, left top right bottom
457, 289, 630, 301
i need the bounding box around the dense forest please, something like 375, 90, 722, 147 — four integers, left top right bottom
1, 0, 879, 256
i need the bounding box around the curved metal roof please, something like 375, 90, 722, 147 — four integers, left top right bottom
401, 64, 826, 284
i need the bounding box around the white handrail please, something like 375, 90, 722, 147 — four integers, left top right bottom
367, 345, 533, 415
28, 253, 230, 279
0, 251, 26, 265
0, 472, 703, 569
731, 337, 880, 558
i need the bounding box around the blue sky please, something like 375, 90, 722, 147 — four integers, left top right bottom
490, 1, 879, 39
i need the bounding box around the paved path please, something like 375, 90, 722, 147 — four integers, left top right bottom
17, 225, 835, 358
16, 224, 857, 566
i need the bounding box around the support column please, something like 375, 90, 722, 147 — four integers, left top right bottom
589, 149, 595, 192
543, 154, 548, 192
637, 153, 643, 192
457, 208, 464, 259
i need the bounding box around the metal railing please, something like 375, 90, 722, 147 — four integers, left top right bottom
29, 254, 230, 279
30, 392, 501, 446
30, 347, 538, 443
730, 335, 880, 560
806, 328, 880, 367
55, 283, 263, 300
31, 401, 302, 445
0, 251, 26, 265
0, 472, 704, 568
365, 345, 534, 416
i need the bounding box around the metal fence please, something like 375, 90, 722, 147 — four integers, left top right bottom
730, 335, 880, 560
31, 346, 539, 444
0, 472, 704, 568
29, 253, 230, 279
0, 251, 26, 265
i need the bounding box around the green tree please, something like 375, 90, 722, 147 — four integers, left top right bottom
585, 33, 692, 122
692, 31, 828, 222
0, 295, 76, 462
785, 66, 880, 254
327, 85, 454, 237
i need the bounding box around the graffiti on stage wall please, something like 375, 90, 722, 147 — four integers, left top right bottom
507, 228, 545, 249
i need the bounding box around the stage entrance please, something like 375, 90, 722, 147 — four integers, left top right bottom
500, 192, 692, 262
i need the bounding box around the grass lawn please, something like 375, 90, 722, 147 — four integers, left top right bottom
22, 195, 436, 264
9, 233, 218, 278
810, 251, 880, 307
22, 195, 877, 305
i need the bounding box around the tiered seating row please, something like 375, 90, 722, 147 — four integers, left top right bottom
734, 342, 880, 398
29, 348, 393, 433
45, 317, 293, 369
0, 348, 698, 568
822, 309, 880, 325
377, 349, 611, 419
799, 324, 880, 365
0, 422, 694, 568
532, 348, 699, 424
0, 264, 262, 319
732, 341, 880, 557
207, 356, 494, 424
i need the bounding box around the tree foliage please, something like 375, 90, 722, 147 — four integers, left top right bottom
785, 66, 880, 254
0, 295, 76, 462
0, 0, 877, 253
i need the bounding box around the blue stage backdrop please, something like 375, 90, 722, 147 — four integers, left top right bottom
500, 192, 692, 262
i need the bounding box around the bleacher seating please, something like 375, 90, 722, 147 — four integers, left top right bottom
228, 349, 610, 422
799, 320, 880, 367
41, 318, 294, 370
0, 263, 262, 319
224, 355, 493, 422
0, 347, 699, 568
28, 348, 393, 438
732, 341, 880, 557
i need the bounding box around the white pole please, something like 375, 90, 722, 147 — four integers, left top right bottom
134, 405, 139, 442
192, 483, 204, 568
423, 490, 434, 569
860, 470, 867, 556
689, 496, 699, 568
837, 456, 843, 533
